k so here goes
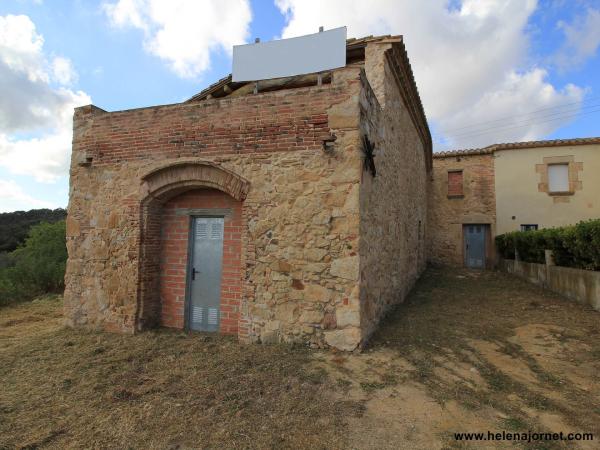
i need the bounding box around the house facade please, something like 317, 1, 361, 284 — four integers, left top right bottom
428, 138, 600, 268
64, 36, 432, 351
494, 140, 600, 234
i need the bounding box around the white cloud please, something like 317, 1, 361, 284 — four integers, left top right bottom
0, 129, 81, 183
555, 8, 600, 69
103, 0, 252, 78
52, 56, 77, 85
0, 14, 47, 83
275, 0, 585, 149
438, 69, 584, 148
0, 14, 91, 184
0, 179, 55, 213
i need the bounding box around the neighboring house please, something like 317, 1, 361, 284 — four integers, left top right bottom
429, 137, 600, 269
494, 139, 600, 234
428, 150, 496, 268
64, 35, 432, 351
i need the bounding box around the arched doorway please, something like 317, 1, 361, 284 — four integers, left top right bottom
135, 161, 249, 335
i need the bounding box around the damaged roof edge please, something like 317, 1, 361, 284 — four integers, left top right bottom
433, 136, 600, 158
184, 34, 433, 170
185, 35, 402, 103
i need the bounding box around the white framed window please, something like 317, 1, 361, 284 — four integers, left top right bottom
547, 164, 569, 193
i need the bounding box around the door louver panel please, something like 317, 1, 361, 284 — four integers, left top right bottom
192, 306, 203, 323
208, 307, 218, 325
196, 222, 208, 239
210, 222, 223, 240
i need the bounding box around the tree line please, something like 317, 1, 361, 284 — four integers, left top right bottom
0, 209, 67, 305
0, 208, 66, 253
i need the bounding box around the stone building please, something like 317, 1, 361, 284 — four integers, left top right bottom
64, 35, 432, 351
428, 137, 600, 269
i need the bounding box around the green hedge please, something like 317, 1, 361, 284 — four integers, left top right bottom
495, 219, 600, 271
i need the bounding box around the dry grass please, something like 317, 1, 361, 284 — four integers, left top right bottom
0, 298, 351, 449
3, 267, 600, 449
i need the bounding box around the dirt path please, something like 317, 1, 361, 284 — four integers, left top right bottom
316, 267, 600, 449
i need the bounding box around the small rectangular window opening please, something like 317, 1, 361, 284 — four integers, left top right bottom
520, 224, 538, 232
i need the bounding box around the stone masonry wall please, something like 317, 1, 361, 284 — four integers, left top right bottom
64, 67, 365, 349
357, 50, 429, 342
428, 153, 496, 266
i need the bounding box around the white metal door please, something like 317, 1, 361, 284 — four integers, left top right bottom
188, 217, 224, 332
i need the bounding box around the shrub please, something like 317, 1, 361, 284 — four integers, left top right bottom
0, 251, 13, 269
0, 221, 66, 305
495, 219, 600, 271
495, 233, 514, 260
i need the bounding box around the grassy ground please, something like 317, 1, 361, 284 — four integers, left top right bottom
2, 267, 600, 449
0, 298, 353, 449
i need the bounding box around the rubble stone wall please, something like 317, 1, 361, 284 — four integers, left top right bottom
358, 53, 429, 342
428, 154, 496, 266
64, 67, 365, 349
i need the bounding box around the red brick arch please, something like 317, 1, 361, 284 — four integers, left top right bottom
135, 160, 250, 331
140, 160, 250, 202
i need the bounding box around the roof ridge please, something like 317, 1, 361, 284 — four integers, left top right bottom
433, 136, 600, 158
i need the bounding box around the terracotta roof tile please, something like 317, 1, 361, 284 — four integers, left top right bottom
433, 137, 600, 158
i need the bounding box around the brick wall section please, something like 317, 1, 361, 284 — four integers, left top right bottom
428, 153, 496, 266
447, 171, 463, 196
76, 87, 344, 166
159, 189, 242, 334
159, 203, 187, 328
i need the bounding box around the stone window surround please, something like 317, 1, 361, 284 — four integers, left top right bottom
447, 169, 464, 199
535, 155, 583, 204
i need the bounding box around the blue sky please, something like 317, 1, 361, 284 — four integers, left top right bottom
0, 0, 599, 212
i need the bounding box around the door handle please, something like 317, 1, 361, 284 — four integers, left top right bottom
192, 267, 199, 280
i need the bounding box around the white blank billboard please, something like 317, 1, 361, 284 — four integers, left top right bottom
232, 27, 347, 82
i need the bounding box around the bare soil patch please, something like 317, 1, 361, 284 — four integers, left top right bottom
316, 267, 600, 449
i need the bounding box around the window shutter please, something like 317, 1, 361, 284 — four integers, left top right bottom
548, 164, 569, 193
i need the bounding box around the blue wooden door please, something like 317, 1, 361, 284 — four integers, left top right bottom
464, 225, 486, 269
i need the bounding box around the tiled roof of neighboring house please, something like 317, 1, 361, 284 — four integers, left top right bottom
433, 137, 600, 158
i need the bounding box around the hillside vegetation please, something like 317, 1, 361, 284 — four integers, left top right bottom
0, 208, 66, 254
0, 221, 66, 305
